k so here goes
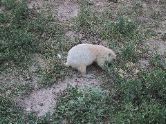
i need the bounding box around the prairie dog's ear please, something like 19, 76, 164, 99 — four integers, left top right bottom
108, 53, 112, 57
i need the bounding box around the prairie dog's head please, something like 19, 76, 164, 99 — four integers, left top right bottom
106, 49, 116, 62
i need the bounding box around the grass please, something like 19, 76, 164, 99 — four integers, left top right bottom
38, 62, 71, 88
0, 0, 67, 97
0, 0, 166, 123
100, 17, 138, 40
120, 42, 139, 62
1, 67, 165, 123
0, 96, 54, 124
73, 4, 143, 63
53, 67, 166, 124
74, 3, 140, 40
0, 0, 40, 71
0, 0, 64, 68
150, 54, 166, 70
112, 68, 166, 124
52, 1, 166, 123
54, 86, 111, 124
0, 96, 26, 123
0, 0, 67, 84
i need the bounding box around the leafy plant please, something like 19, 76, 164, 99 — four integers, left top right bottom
120, 42, 138, 62
103, 62, 166, 123
74, 6, 102, 35
101, 17, 138, 40
150, 54, 166, 70
0, 96, 53, 123
0, 96, 25, 123
54, 86, 112, 124
112, 102, 166, 124
1, 0, 17, 10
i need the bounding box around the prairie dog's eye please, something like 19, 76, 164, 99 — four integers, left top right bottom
108, 53, 112, 57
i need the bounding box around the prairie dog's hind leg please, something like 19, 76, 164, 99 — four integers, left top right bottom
78, 64, 86, 75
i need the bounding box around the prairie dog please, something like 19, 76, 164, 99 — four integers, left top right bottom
65, 44, 116, 75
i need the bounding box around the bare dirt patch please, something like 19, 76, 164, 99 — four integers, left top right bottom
18, 72, 102, 117
30, 54, 49, 72
57, 2, 80, 21
27, 0, 44, 10
145, 40, 166, 55
0, 54, 52, 98
138, 59, 150, 69
2, 0, 165, 121
19, 87, 56, 117
65, 31, 83, 42
0, 67, 38, 97
92, 0, 111, 12
27, 0, 80, 22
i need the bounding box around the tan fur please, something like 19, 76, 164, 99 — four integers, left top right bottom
65, 44, 116, 75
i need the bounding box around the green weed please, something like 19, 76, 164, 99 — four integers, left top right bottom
74, 6, 102, 36
53, 67, 166, 124
54, 86, 112, 124
0, 28, 37, 64
150, 54, 166, 70
100, 16, 138, 41
112, 67, 166, 122
120, 42, 138, 62
0, 0, 64, 70
0, 0, 17, 10
0, 96, 53, 123
112, 102, 166, 124
0, 96, 25, 123
74, 6, 138, 41
0, 0, 37, 66
1, 0, 165, 123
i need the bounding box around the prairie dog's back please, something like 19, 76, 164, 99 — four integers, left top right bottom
88, 44, 116, 57
67, 44, 96, 66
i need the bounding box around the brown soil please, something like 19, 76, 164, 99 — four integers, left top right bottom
18, 73, 101, 116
